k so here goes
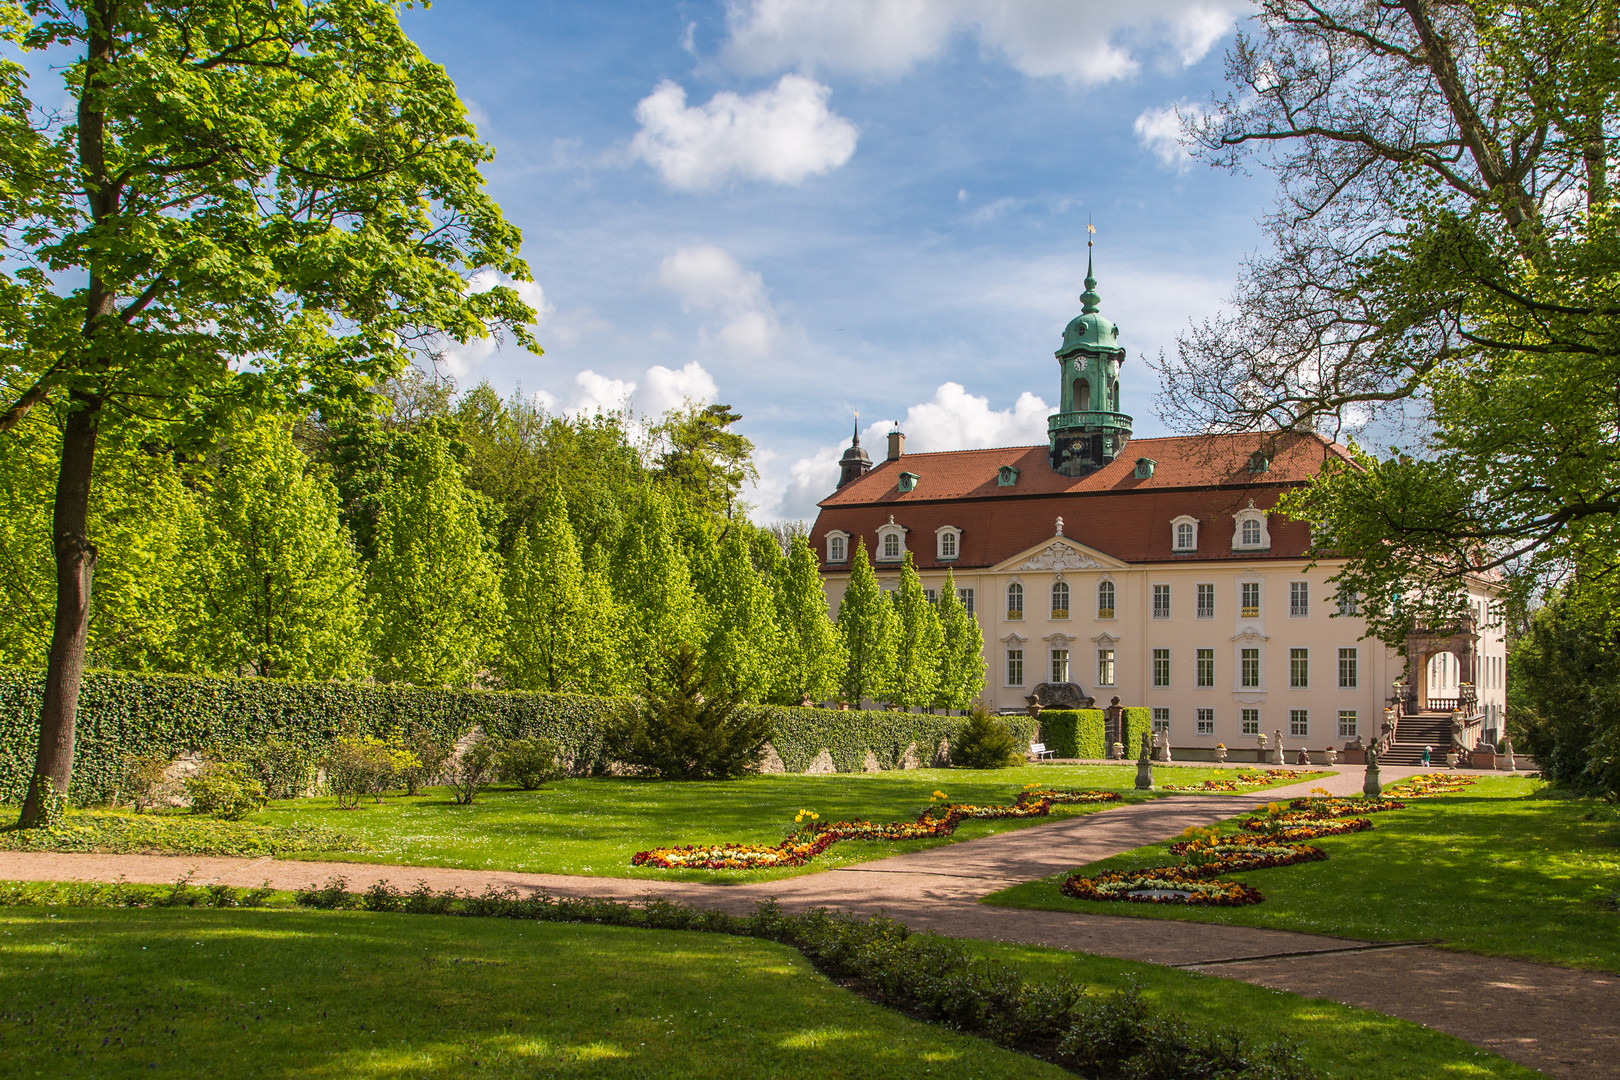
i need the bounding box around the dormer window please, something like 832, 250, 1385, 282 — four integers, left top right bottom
826, 530, 849, 565
897, 471, 921, 493
1171, 515, 1198, 553
1134, 457, 1156, 479
997, 465, 1020, 487
935, 525, 961, 561
1233, 504, 1271, 551
876, 516, 906, 562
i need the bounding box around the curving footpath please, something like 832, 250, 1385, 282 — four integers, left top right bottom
2, 765, 1613, 1080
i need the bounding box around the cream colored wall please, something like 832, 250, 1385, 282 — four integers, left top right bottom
824, 560, 1414, 748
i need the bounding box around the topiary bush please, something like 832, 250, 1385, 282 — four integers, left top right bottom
948, 705, 1022, 769
183, 762, 267, 820
614, 644, 771, 780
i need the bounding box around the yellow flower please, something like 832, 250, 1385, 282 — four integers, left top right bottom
811, 813, 819, 820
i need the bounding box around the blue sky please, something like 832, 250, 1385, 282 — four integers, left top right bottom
397, 0, 1279, 521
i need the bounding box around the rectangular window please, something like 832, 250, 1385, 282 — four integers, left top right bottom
1152, 707, 1170, 735
1337, 589, 1361, 616
924, 588, 938, 605
1152, 648, 1171, 688
1241, 647, 1261, 688
1241, 582, 1261, 619
1097, 648, 1116, 686
1152, 584, 1171, 619
1290, 709, 1309, 738
1050, 649, 1069, 683
1196, 648, 1215, 688
1339, 647, 1358, 689
1290, 647, 1309, 688
958, 588, 975, 615
1196, 708, 1214, 736
1338, 709, 1358, 738
1241, 708, 1260, 736
1196, 583, 1215, 619
1290, 581, 1309, 617
1006, 649, 1024, 687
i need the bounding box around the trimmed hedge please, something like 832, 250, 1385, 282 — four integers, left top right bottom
0, 669, 1039, 805
1037, 707, 1152, 760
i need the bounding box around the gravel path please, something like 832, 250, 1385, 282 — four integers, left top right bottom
3, 764, 1608, 1079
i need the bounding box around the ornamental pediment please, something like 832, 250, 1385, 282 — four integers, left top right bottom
993, 536, 1125, 573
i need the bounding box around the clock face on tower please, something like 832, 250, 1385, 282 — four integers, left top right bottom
1071, 439, 1083, 451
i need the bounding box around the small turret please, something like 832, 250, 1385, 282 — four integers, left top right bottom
837, 416, 872, 488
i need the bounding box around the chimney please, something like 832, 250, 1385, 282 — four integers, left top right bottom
887, 426, 905, 462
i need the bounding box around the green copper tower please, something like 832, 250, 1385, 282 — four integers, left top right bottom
1048, 238, 1132, 476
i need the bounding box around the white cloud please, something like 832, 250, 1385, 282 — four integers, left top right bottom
1133, 101, 1202, 171
722, 0, 1247, 85
532, 361, 719, 421
656, 245, 784, 359
630, 74, 859, 191
640, 361, 720, 416
433, 270, 554, 379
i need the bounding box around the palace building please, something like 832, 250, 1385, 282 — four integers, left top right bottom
808, 255, 1507, 756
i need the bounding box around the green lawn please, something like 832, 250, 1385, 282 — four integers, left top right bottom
0, 904, 1537, 1080
250, 764, 1320, 882
984, 776, 1620, 971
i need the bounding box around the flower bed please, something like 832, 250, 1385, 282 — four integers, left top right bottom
1386, 773, 1476, 798
1157, 769, 1314, 792
630, 787, 1121, 870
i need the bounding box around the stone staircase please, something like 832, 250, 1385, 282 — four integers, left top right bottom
1383, 711, 1456, 766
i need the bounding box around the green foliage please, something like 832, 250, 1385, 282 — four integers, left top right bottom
768, 535, 844, 705
616, 644, 771, 780
238, 736, 317, 801
495, 737, 563, 790
933, 569, 984, 710
446, 733, 499, 805
0, 809, 358, 858
196, 419, 370, 680
499, 482, 625, 694
117, 751, 174, 812
398, 725, 453, 797
948, 705, 1022, 769
1035, 710, 1107, 759
836, 539, 897, 705
369, 429, 506, 686
1510, 598, 1620, 797
883, 553, 943, 708
700, 526, 780, 701
611, 487, 707, 660
651, 403, 758, 518
184, 762, 267, 821
753, 708, 1033, 775
321, 734, 419, 810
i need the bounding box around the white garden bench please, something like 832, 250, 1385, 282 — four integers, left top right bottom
1029, 742, 1055, 761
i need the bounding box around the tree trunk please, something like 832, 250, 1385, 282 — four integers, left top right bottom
18, 397, 101, 827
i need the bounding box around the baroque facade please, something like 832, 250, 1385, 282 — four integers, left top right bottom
809, 257, 1506, 751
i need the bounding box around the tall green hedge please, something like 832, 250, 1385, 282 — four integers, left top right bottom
1036, 707, 1152, 760
0, 670, 1038, 804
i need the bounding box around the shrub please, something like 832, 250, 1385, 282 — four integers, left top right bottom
496, 737, 562, 790
399, 724, 454, 795
613, 644, 770, 780
118, 752, 174, 812
949, 704, 1022, 769
322, 734, 419, 809
445, 733, 499, 805
184, 762, 267, 820
236, 736, 317, 800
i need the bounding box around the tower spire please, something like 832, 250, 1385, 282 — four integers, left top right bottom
1081, 221, 1100, 314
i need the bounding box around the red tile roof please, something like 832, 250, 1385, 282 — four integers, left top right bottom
812, 431, 1348, 569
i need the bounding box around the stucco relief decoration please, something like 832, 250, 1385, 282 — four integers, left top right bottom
1019, 542, 1102, 571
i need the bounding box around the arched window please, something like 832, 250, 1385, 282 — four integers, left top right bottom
1097, 580, 1116, 619
827, 534, 847, 563
1007, 582, 1024, 618
1050, 581, 1070, 618
1241, 518, 1262, 546
1173, 518, 1197, 552
935, 525, 961, 560
1075, 378, 1090, 411
883, 532, 900, 559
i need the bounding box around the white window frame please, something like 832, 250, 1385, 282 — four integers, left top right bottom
1196, 708, 1214, 736
1096, 578, 1116, 619
957, 588, 975, 615
1152, 583, 1171, 619
826, 530, 849, 564
935, 525, 961, 561
1290, 647, 1309, 689
1196, 583, 1215, 619
1290, 708, 1309, 738
1006, 580, 1024, 619
1171, 515, 1199, 553
1241, 708, 1260, 736
1338, 647, 1358, 689
1050, 648, 1070, 683
1096, 648, 1117, 687
1239, 580, 1262, 620
1240, 647, 1262, 689
875, 517, 906, 563
1290, 580, 1309, 618
1196, 648, 1215, 688
1152, 647, 1171, 688
1338, 709, 1358, 738
1152, 708, 1171, 734
1337, 588, 1362, 616
1233, 506, 1271, 551
1050, 580, 1071, 618
1006, 648, 1024, 687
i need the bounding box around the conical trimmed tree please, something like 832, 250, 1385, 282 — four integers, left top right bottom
836, 538, 896, 706
933, 568, 986, 711
611, 486, 706, 660
770, 535, 843, 705
702, 526, 780, 702
882, 552, 943, 710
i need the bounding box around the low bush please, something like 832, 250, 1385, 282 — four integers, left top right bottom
614, 644, 771, 780
496, 737, 562, 790
446, 733, 499, 805
322, 734, 418, 809
0, 809, 360, 857
118, 752, 174, 812
184, 762, 267, 820
949, 706, 1022, 769
399, 725, 453, 796
237, 736, 316, 800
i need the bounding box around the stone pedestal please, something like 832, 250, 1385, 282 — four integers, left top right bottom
1363, 751, 1382, 797
1134, 732, 1154, 791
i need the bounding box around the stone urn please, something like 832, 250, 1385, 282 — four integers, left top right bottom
1215, 744, 1228, 762
1111, 741, 1124, 761
1446, 750, 1460, 769
1256, 732, 1267, 751
1324, 745, 1337, 765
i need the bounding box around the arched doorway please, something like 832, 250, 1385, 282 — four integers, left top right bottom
1404, 620, 1479, 714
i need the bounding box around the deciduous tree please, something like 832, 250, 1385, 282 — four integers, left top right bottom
835, 538, 895, 707
882, 553, 942, 709
933, 569, 985, 711
769, 535, 843, 706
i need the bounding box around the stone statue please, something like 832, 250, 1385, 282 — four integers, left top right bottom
1295, 747, 1311, 766
1154, 730, 1173, 763
1135, 730, 1154, 790
1271, 729, 1286, 766
1024, 682, 1095, 710
1503, 734, 1516, 772
1363, 745, 1382, 797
